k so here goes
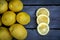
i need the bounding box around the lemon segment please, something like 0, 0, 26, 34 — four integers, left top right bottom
37, 23, 49, 35
37, 15, 50, 24
36, 8, 49, 17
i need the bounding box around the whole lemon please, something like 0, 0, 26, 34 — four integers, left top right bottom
17, 12, 30, 25
9, 0, 23, 12
0, 27, 12, 40
0, 0, 8, 14
2, 11, 16, 26
9, 24, 27, 40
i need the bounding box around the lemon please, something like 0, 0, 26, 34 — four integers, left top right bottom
37, 23, 49, 35
0, 27, 12, 40
9, 24, 27, 40
2, 11, 16, 26
37, 14, 50, 24
0, 16, 2, 26
17, 12, 30, 25
0, 0, 8, 14
36, 8, 49, 17
9, 0, 23, 12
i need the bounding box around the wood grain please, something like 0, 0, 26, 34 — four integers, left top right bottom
22, 6, 60, 28
26, 29, 60, 40
22, 0, 60, 5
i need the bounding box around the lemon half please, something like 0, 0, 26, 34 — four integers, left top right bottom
37, 14, 50, 24
37, 23, 49, 35
36, 8, 49, 17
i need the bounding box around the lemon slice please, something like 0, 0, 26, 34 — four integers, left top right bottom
37, 14, 50, 24
36, 8, 49, 17
37, 23, 49, 35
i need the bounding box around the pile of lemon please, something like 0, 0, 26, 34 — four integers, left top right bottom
36, 8, 50, 35
0, 0, 30, 40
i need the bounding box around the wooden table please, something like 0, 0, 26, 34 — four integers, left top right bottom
21, 0, 60, 40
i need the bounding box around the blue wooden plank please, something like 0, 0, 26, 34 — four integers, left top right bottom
26, 29, 60, 40
22, 6, 60, 28
22, 0, 60, 5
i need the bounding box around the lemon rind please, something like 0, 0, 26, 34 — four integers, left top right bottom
37, 14, 50, 24
36, 8, 50, 17
37, 23, 49, 35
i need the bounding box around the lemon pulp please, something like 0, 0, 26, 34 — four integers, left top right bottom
37, 15, 50, 24
36, 8, 49, 17
37, 23, 49, 35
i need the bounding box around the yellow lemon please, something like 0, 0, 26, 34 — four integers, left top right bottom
36, 8, 49, 17
9, 24, 27, 40
0, 0, 8, 14
17, 12, 30, 25
37, 14, 50, 24
0, 27, 12, 40
37, 23, 49, 35
9, 0, 23, 12
2, 11, 16, 26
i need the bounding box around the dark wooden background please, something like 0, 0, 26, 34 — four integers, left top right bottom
21, 0, 60, 40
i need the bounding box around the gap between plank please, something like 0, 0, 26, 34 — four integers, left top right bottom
24, 4, 60, 6
26, 28, 60, 30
